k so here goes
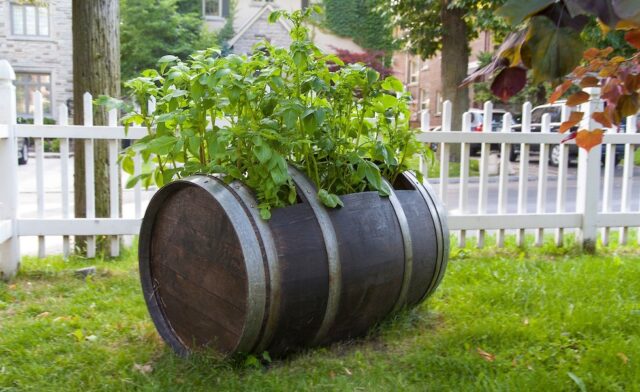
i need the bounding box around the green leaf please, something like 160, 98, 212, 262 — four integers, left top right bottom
362, 160, 383, 191
187, 136, 201, 158
318, 189, 343, 208
283, 109, 298, 129
125, 172, 150, 189
521, 16, 585, 84
497, 0, 555, 25
158, 55, 179, 64
259, 208, 271, 220
254, 144, 272, 164
287, 186, 297, 204
121, 155, 134, 175
147, 135, 178, 155
381, 76, 404, 92
268, 10, 284, 23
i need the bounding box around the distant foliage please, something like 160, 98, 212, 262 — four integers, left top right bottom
331, 49, 393, 79
323, 0, 395, 52
121, 0, 207, 80
469, 0, 640, 151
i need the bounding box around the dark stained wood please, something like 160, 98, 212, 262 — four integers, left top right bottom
149, 185, 248, 353
139, 173, 448, 357
324, 192, 404, 342
266, 202, 329, 354
395, 190, 438, 306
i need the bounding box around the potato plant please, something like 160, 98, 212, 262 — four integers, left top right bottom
115, 7, 428, 219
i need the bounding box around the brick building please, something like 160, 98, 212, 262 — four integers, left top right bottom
393, 32, 492, 127
0, 0, 73, 122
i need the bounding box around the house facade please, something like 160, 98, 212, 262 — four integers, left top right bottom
0, 0, 73, 122
202, 0, 362, 54
393, 32, 492, 127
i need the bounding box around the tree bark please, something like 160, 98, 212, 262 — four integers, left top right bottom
441, 1, 469, 160
72, 0, 120, 254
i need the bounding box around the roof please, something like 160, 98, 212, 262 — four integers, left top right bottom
228, 4, 364, 54
228, 4, 291, 48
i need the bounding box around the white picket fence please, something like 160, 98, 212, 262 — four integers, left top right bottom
1, 60, 639, 278
418, 94, 640, 250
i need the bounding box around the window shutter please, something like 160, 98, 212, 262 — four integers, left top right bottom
301, 0, 309, 9
222, 0, 230, 17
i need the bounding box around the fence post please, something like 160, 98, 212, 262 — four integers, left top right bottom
576, 88, 603, 252
0, 60, 20, 279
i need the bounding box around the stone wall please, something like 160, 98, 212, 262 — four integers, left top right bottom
0, 0, 73, 122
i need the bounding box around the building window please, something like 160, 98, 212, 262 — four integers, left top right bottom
11, 2, 49, 37
204, 0, 222, 17
15, 73, 52, 117
408, 57, 419, 84
435, 91, 443, 115
420, 89, 430, 111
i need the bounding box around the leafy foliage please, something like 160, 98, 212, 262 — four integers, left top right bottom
330, 49, 394, 79
322, 0, 395, 52
388, 0, 509, 60
115, 8, 427, 219
470, 0, 640, 151
121, 0, 209, 80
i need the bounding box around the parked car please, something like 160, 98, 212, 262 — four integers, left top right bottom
469, 108, 508, 155
509, 102, 624, 166
17, 137, 29, 165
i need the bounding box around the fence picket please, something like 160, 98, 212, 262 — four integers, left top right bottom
108, 109, 120, 257
34, 91, 45, 258
439, 101, 452, 203
58, 104, 70, 258
84, 92, 96, 258
555, 105, 571, 246
535, 114, 551, 246
477, 101, 492, 248
619, 115, 637, 244
497, 113, 512, 247
458, 112, 471, 248
134, 153, 142, 219
420, 110, 429, 175
601, 125, 617, 245
517, 102, 532, 246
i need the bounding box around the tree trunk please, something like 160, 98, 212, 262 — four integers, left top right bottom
441, 1, 469, 161
72, 0, 120, 254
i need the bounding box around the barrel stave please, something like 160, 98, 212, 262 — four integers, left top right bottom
322, 192, 405, 342
394, 190, 439, 306
265, 203, 330, 354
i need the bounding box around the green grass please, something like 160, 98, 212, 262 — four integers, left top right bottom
1, 239, 640, 391
428, 159, 480, 178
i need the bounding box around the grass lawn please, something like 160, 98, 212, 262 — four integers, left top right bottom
427, 158, 480, 178
1, 239, 639, 391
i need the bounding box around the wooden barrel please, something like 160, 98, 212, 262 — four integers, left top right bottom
138, 168, 448, 357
